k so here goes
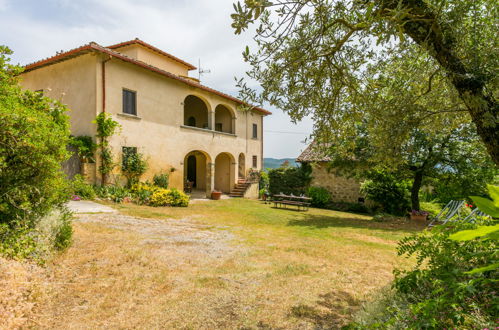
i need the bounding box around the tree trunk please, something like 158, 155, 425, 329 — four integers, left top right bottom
381, 0, 499, 166
410, 170, 424, 211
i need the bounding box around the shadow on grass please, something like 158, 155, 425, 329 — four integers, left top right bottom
289, 290, 361, 329
287, 213, 423, 233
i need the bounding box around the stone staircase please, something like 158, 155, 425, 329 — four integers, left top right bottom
229, 178, 252, 198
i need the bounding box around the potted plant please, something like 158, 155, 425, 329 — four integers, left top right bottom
211, 190, 222, 200
410, 210, 429, 222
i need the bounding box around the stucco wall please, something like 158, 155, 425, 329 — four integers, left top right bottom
310, 162, 363, 203
114, 44, 190, 76
19, 54, 98, 137
100, 57, 263, 194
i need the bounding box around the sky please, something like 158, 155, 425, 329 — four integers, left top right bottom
0, 0, 314, 159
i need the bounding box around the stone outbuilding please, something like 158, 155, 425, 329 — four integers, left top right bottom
297, 142, 365, 204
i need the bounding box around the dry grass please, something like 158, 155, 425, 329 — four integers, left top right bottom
26, 199, 422, 329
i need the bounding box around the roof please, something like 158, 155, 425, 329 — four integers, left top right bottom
107, 38, 197, 71
296, 142, 332, 163
22, 41, 272, 116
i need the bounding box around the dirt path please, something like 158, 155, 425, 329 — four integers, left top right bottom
32, 213, 245, 329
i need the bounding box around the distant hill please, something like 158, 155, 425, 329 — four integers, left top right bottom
263, 158, 298, 170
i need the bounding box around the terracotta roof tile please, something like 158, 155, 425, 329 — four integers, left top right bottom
22, 41, 271, 116
296, 141, 332, 162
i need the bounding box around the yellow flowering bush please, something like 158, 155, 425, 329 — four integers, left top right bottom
149, 188, 189, 207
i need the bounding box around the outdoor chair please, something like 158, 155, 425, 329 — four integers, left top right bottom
460, 207, 490, 223
428, 200, 465, 227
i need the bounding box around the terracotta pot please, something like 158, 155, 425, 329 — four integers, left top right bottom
410, 214, 428, 223
211, 191, 222, 200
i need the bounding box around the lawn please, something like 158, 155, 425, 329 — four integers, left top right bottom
32, 199, 422, 329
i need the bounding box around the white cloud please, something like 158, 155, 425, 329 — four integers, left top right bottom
0, 0, 313, 158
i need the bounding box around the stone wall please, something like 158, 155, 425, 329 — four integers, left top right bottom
310, 162, 363, 203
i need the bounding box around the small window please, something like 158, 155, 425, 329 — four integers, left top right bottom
215, 123, 223, 132
187, 116, 196, 127
122, 146, 137, 168
122, 89, 137, 115
252, 155, 258, 168
252, 124, 258, 139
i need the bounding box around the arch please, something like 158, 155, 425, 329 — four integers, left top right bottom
238, 153, 246, 179
214, 104, 235, 134
184, 150, 212, 194
184, 95, 209, 129
215, 152, 236, 193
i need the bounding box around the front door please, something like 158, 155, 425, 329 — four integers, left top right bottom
187, 155, 197, 187
238, 154, 245, 179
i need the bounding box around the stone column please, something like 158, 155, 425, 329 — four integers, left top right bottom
206, 162, 215, 198
208, 110, 215, 130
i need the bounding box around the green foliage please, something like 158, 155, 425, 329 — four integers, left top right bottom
360, 170, 410, 216
420, 201, 442, 218
94, 113, 120, 184
0, 208, 73, 260
391, 221, 497, 328
470, 184, 499, 218
268, 163, 312, 196
68, 135, 97, 163
231, 0, 499, 165
94, 112, 120, 139
153, 172, 169, 189
307, 186, 331, 208
149, 188, 189, 207
70, 174, 96, 200
259, 170, 269, 190
0, 46, 70, 229
130, 182, 158, 205
121, 149, 148, 187
52, 209, 73, 251
93, 185, 132, 203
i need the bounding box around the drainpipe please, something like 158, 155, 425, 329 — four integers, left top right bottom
101, 56, 112, 113
99, 56, 112, 185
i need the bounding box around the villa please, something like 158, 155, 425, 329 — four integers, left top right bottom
19, 39, 271, 198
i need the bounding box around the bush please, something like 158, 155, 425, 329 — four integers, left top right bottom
268, 163, 312, 195
348, 219, 497, 329
121, 149, 148, 187
130, 182, 158, 205
259, 171, 269, 190
420, 201, 442, 218
150, 188, 189, 207
360, 169, 410, 216
68, 135, 97, 163
153, 173, 169, 189
0, 207, 73, 260
0, 46, 70, 232
70, 174, 96, 200
307, 186, 331, 208
94, 185, 132, 203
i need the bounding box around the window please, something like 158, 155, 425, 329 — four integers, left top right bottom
122, 146, 137, 168
215, 123, 223, 132
122, 89, 137, 115
252, 155, 258, 168
187, 116, 196, 127
252, 124, 258, 139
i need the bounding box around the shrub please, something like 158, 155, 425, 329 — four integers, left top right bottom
68, 135, 97, 163
420, 201, 442, 218
307, 186, 331, 208
130, 182, 158, 205
0, 46, 70, 231
153, 172, 169, 189
268, 163, 312, 195
360, 169, 410, 216
121, 149, 148, 187
150, 188, 189, 207
348, 219, 497, 329
70, 174, 96, 200
94, 185, 132, 203
259, 170, 269, 190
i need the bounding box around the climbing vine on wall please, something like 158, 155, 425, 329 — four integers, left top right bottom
94, 113, 120, 185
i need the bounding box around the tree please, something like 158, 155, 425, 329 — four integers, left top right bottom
0, 46, 70, 227
231, 0, 499, 165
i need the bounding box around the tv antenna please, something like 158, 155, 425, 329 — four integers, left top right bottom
198, 59, 211, 81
